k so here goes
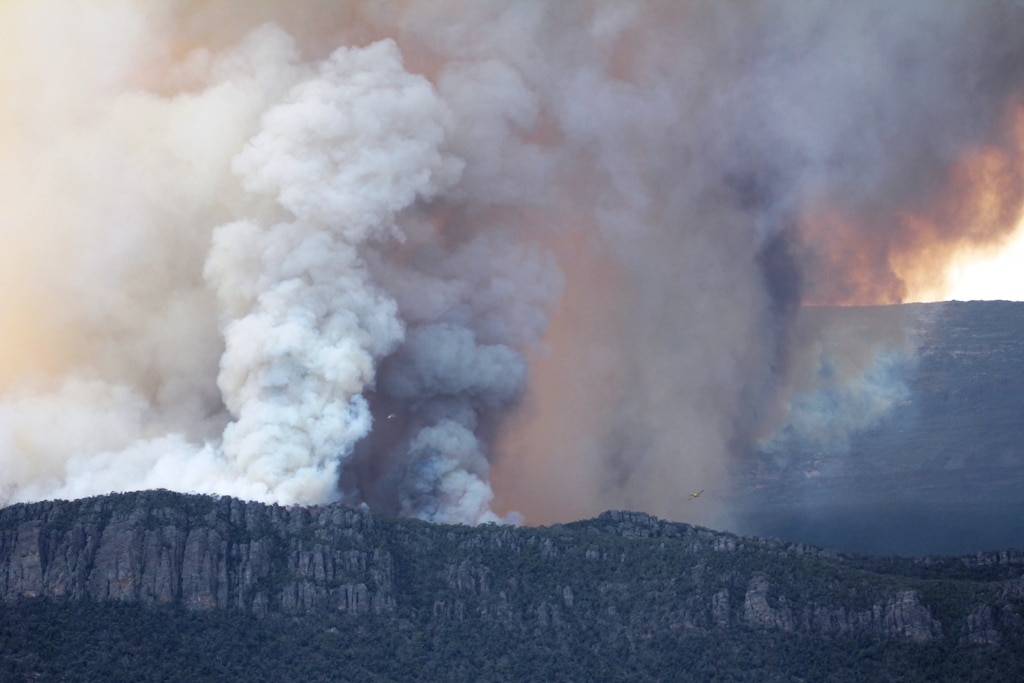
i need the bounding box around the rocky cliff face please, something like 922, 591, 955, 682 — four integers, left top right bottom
2, 492, 1022, 648
0, 492, 393, 616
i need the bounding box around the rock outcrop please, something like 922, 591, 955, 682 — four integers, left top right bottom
0, 492, 393, 615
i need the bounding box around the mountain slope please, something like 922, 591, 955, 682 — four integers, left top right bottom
737, 300, 1024, 555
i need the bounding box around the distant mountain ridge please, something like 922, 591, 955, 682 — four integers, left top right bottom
2, 490, 1023, 643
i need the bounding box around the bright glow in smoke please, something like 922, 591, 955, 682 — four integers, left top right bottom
941, 223, 1024, 302
2, 1, 1024, 527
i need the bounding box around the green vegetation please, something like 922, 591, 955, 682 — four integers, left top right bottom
2, 598, 1022, 682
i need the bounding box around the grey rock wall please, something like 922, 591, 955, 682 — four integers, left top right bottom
0, 493, 393, 615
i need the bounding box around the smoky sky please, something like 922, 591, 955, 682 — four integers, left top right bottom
2, 1, 1024, 528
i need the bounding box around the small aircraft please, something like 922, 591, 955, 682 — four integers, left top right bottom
386, 413, 397, 420
688, 489, 704, 501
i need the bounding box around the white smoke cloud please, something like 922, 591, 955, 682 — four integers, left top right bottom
0, 5, 553, 522
2, 1, 1024, 528
0, 10, 472, 512
208, 34, 464, 506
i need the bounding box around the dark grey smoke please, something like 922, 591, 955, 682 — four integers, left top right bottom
344, 322, 528, 521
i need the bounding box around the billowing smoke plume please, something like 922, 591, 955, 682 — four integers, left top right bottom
2, 1, 1024, 527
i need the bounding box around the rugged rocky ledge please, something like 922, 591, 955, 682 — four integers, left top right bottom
2, 491, 1022, 648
